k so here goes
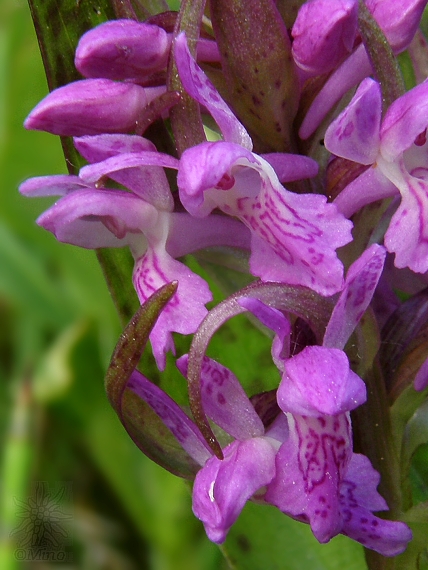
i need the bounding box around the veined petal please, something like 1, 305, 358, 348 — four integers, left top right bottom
380, 78, 428, 162
133, 245, 212, 370
176, 355, 265, 440
127, 370, 212, 466
36, 188, 157, 249
324, 78, 382, 165
324, 244, 386, 349
24, 79, 150, 137
340, 454, 413, 555
19, 175, 91, 197
266, 412, 352, 543
192, 438, 277, 543
75, 19, 170, 81
278, 346, 366, 416
174, 33, 252, 150
178, 141, 352, 295
76, 139, 177, 210
383, 166, 428, 272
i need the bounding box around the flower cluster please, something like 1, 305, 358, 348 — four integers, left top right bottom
21, 0, 428, 561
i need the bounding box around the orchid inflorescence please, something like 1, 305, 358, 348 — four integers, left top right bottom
21, 0, 428, 562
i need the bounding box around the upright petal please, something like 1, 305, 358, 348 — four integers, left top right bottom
174, 33, 253, 150
324, 244, 386, 349
324, 78, 382, 165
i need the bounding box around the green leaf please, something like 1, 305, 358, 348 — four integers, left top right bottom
222, 502, 366, 570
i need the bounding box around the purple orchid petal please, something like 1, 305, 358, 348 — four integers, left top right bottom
178, 141, 353, 295
384, 167, 428, 272
324, 78, 382, 165
333, 165, 398, 218
133, 245, 212, 370
414, 354, 428, 390
266, 412, 352, 543
24, 79, 151, 137
177, 355, 265, 440
238, 297, 291, 369
127, 370, 212, 466
380, 78, 428, 162
75, 135, 175, 210
324, 244, 386, 349
36, 188, 157, 249
192, 437, 278, 543
19, 175, 91, 197
340, 454, 413, 555
75, 19, 170, 81
365, 0, 427, 53
260, 153, 318, 183
278, 346, 366, 416
174, 33, 252, 150
292, 0, 358, 76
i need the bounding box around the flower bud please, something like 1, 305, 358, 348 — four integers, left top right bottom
24, 78, 151, 136
292, 0, 358, 76
75, 19, 171, 82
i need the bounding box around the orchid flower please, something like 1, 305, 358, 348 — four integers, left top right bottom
20, 134, 250, 369
240, 244, 413, 556
325, 77, 428, 275
174, 33, 353, 296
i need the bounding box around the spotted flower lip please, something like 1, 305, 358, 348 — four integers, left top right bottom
177, 140, 352, 296
325, 77, 428, 273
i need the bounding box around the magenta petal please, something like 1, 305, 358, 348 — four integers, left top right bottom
176, 355, 265, 440
133, 247, 212, 370
127, 370, 212, 466
324, 78, 382, 165
260, 153, 318, 183
266, 413, 352, 543
75, 19, 170, 81
36, 188, 157, 249
76, 136, 176, 210
278, 346, 366, 416
324, 244, 386, 349
384, 170, 428, 272
192, 438, 277, 543
174, 33, 252, 150
24, 79, 149, 137
19, 175, 91, 197
340, 454, 413, 556
292, 0, 358, 76
381, 79, 428, 161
